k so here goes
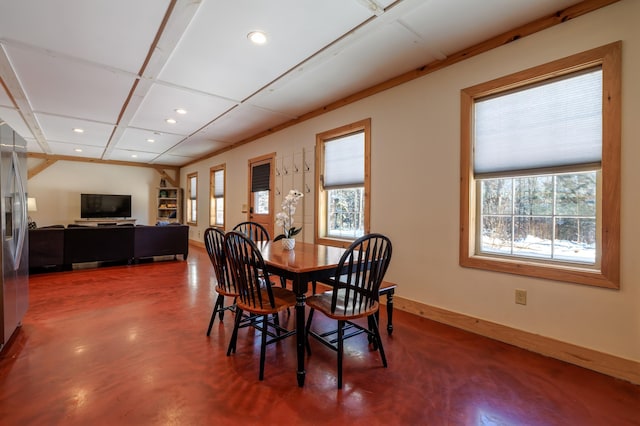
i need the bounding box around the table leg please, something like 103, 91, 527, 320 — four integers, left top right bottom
295, 292, 306, 387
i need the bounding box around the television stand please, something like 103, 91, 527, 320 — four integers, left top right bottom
74, 219, 136, 227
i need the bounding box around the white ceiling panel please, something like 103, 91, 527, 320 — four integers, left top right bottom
25, 137, 44, 154
158, 0, 374, 100
249, 19, 438, 116
116, 128, 185, 154
128, 83, 237, 135
401, 0, 584, 56
0, 106, 31, 139
152, 153, 196, 166
0, 83, 12, 107
46, 141, 105, 159
109, 149, 161, 164
5, 45, 136, 123
0, 0, 170, 73
203, 104, 294, 143
166, 137, 230, 158
35, 114, 114, 148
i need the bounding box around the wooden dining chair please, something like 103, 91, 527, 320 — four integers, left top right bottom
224, 231, 297, 381
305, 233, 392, 389
233, 221, 288, 290
204, 227, 237, 336
232, 221, 270, 242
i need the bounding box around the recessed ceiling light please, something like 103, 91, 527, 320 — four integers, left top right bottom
131, 154, 138, 158
146, 138, 155, 143
74, 148, 83, 152
165, 118, 177, 124
175, 108, 187, 115
247, 31, 267, 45
73, 128, 84, 133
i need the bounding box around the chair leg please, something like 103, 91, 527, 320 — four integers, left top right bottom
369, 314, 387, 368
272, 312, 281, 336
207, 294, 223, 336
386, 290, 394, 335
227, 307, 243, 356
337, 319, 344, 389
259, 315, 268, 380
304, 308, 315, 355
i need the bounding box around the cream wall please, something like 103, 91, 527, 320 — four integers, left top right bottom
181, 1, 640, 364
27, 159, 160, 226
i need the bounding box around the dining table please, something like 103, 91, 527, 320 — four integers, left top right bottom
259, 239, 347, 387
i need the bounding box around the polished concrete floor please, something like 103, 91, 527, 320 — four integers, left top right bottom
0, 245, 638, 425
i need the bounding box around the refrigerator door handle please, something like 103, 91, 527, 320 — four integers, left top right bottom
12, 151, 27, 271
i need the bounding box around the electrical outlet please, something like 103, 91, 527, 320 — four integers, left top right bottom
515, 289, 527, 305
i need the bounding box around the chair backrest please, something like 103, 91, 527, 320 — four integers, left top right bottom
232, 221, 270, 242
224, 230, 276, 310
204, 227, 233, 293
330, 233, 393, 315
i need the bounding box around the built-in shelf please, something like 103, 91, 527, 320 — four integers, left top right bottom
157, 187, 182, 223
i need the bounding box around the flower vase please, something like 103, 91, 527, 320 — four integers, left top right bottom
281, 238, 296, 250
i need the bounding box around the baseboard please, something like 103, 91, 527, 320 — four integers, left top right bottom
190, 240, 205, 249
390, 295, 640, 385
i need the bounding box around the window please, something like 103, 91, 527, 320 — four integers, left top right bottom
460, 42, 621, 288
316, 119, 370, 246
187, 172, 197, 225
210, 165, 225, 228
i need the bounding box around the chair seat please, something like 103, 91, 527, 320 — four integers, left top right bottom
306, 289, 379, 321
215, 284, 239, 298
236, 286, 296, 315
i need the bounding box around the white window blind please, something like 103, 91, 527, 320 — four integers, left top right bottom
214, 170, 224, 197
189, 176, 197, 199
324, 132, 364, 188
474, 67, 602, 176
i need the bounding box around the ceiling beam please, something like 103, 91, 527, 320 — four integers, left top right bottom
102, 0, 203, 161
153, 167, 179, 188
28, 152, 179, 172
28, 157, 57, 180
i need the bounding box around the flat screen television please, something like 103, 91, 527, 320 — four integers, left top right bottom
81, 193, 132, 218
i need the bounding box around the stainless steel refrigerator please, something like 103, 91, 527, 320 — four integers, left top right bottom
0, 121, 29, 352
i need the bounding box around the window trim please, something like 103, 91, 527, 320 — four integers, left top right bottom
187, 172, 198, 226
315, 118, 371, 247
209, 164, 225, 229
460, 42, 621, 289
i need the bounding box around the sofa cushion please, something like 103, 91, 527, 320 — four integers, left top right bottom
64, 226, 135, 264
29, 227, 65, 268
134, 225, 188, 259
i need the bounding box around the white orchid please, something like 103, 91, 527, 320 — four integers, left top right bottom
274, 189, 304, 241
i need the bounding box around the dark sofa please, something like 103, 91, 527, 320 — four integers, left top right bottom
134, 224, 189, 260
29, 225, 65, 268
29, 224, 189, 270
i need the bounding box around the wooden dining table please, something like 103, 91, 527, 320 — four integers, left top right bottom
259, 240, 347, 387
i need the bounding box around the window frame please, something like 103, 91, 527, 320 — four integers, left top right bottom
187, 172, 198, 226
209, 164, 225, 229
460, 42, 621, 289
315, 118, 371, 247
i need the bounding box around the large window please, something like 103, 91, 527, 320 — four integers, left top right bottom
210, 165, 225, 228
460, 42, 621, 288
316, 119, 370, 246
187, 172, 197, 225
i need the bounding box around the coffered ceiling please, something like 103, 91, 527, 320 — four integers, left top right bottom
0, 0, 590, 166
